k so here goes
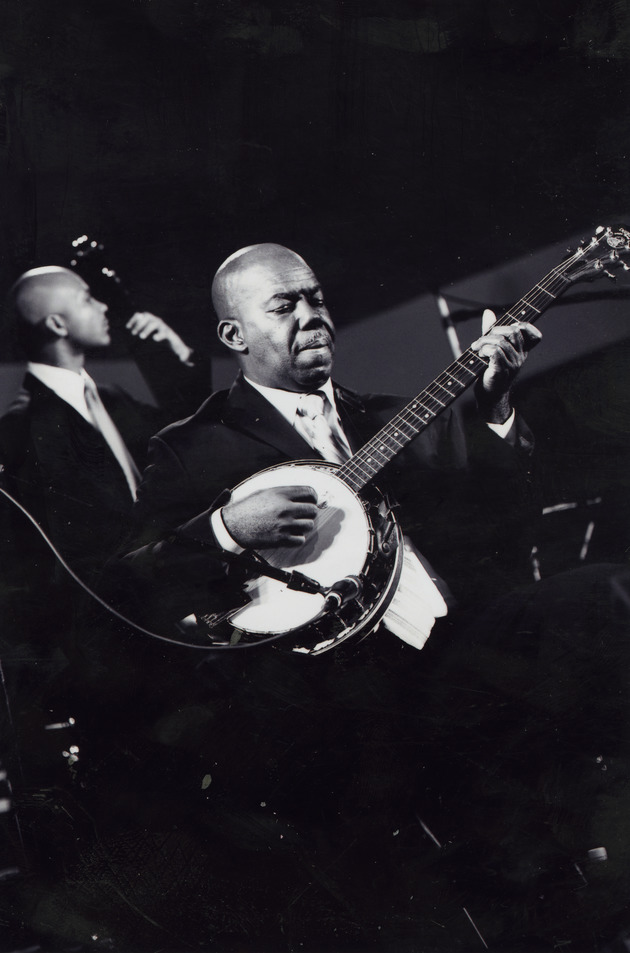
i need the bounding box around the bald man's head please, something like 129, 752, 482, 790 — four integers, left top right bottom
10, 267, 83, 327
211, 244, 310, 323
8, 266, 111, 361
211, 243, 335, 391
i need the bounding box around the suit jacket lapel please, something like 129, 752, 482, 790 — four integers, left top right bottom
333, 384, 374, 454
23, 374, 132, 497
219, 375, 321, 460
217, 375, 381, 462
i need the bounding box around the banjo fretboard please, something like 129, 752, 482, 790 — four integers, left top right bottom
337, 248, 585, 493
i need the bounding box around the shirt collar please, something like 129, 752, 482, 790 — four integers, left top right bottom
27, 362, 95, 422
243, 376, 338, 429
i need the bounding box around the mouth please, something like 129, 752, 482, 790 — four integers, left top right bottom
298, 336, 332, 352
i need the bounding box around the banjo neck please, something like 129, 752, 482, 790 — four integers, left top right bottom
338, 224, 630, 494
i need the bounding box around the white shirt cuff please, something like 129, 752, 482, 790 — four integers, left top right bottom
486, 409, 515, 439
210, 507, 244, 553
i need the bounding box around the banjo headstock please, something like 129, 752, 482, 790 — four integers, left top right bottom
564, 224, 630, 284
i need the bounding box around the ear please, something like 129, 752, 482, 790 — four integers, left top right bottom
43, 313, 69, 338
217, 319, 246, 352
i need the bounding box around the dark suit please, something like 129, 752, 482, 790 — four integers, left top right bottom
121, 372, 537, 631
0, 372, 171, 935
0, 372, 163, 586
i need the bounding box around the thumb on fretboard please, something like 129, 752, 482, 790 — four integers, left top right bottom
482, 309, 497, 334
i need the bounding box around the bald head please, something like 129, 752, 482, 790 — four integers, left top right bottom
10, 267, 83, 328
8, 266, 111, 365
211, 244, 310, 323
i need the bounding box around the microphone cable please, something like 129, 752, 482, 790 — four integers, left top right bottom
0, 485, 291, 652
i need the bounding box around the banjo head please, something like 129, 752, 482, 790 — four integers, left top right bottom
224, 461, 402, 651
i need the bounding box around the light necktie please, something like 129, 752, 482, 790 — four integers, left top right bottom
83, 377, 141, 500
297, 391, 351, 464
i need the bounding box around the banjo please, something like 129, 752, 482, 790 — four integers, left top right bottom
189, 226, 630, 655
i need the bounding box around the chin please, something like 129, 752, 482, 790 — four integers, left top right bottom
304, 352, 333, 374
302, 366, 331, 388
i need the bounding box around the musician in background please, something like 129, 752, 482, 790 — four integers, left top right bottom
0, 265, 199, 603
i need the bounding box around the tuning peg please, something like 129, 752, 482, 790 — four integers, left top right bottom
604, 269, 616, 280
622, 262, 630, 271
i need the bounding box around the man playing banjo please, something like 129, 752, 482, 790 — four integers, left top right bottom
103, 241, 630, 948
121, 241, 541, 639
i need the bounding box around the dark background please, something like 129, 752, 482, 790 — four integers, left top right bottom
1, 0, 629, 363
2, 4, 630, 950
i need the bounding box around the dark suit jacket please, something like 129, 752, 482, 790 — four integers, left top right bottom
120, 373, 536, 632
0, 373, 164, 592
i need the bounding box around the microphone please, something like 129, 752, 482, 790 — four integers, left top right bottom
322, 575, 363, 613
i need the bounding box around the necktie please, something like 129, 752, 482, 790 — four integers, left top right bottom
83, 377, 141, 500
297, 391, 351, 464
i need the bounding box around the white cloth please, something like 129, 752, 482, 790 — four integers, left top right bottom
82, 376, 141, 500
381, 539, 449, 650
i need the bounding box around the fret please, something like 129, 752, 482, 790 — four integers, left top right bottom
534, 283, 557, 298
405, 402, 435, 423
521, 298, 541, 314
388, 419, 418, 441
460, 355, 485, 376
381, 428, 406, 451
419, 394, 445, 414
425, 390, 446, 407
438, 375, 463, 392
447, 364, 475, 386
355, 445, 390, 468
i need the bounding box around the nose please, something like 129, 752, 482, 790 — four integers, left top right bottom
295, 296, 320, 327
98, 298, 108, 314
